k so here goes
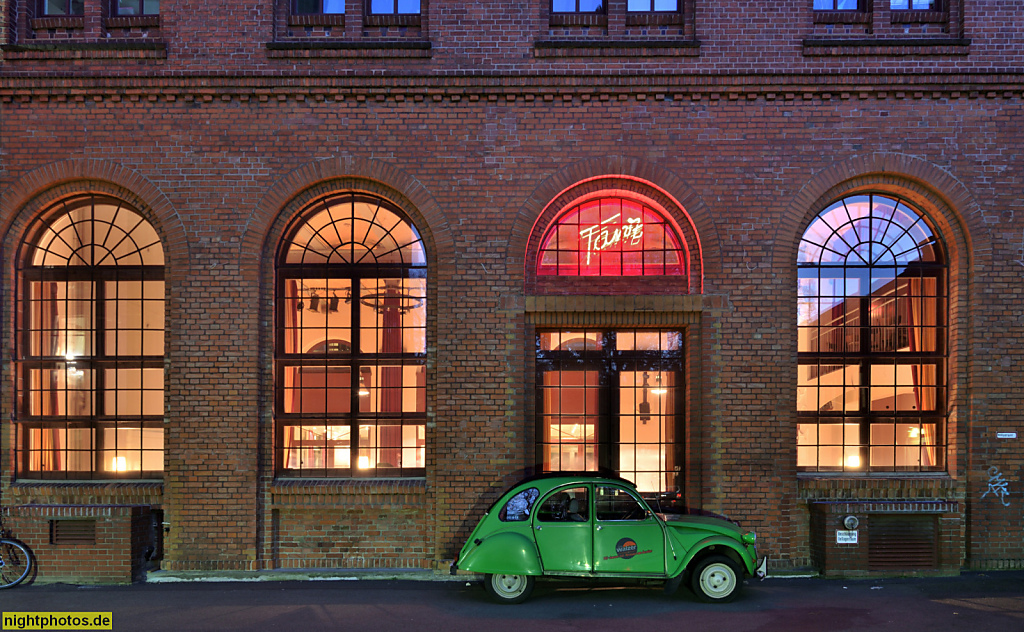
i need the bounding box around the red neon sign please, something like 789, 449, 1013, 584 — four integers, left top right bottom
537, 197, 684, 277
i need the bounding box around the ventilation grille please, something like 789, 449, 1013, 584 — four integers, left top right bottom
868, 515, 937, 570
50, 519, 97, 545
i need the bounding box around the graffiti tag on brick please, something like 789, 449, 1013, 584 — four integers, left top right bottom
981, 466, 1011, 507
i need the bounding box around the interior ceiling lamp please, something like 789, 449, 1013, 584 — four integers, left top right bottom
360, 280, 423, 315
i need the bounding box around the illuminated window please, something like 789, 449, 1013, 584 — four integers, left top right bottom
276, 193, 426, 477
537, 329, 682, 493
537, 197, 685, 277
16, 195, 165, 479
797, 194, 946, 472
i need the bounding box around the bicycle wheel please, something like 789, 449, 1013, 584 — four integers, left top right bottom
0, 538, 32, 588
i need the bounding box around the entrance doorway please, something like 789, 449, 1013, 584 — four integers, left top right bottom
536, 329, 684, 494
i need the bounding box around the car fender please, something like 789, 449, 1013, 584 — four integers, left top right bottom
457, 531, 543, 576
669, 535, 756, 579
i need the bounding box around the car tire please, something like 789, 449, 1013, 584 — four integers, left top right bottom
484, 573, 535, 604
690, 555, 742, 603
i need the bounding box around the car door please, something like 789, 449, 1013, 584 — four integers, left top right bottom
592, 484, 667, 575
532, 485, 593, 573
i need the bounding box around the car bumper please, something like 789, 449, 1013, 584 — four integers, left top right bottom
755, 555, 768, 580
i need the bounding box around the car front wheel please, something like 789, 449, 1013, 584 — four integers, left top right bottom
690, 555, 742, 603
484, 573, 535, 604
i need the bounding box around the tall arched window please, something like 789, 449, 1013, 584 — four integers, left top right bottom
16, 195, 165, 479
276, 193, 427, 477
797, 194, 947, 472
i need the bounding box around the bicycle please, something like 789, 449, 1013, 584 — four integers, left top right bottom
0, 527, 33, 588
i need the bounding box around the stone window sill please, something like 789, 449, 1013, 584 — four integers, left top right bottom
265, 40, 431, 58
802, 38, 969, 56
534, 38, 699, 58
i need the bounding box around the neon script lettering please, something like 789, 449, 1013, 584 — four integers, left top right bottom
579, 214, 644, 265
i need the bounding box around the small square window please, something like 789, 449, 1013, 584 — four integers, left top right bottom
813, 0, 863, 9
552, 0, 605, 13
369, 0, 420, 15
112, 0, 160, 16
294, 0, 345, 14
891, 0, 939, 9
41, 0, 84, 16
627, 0, 677, 11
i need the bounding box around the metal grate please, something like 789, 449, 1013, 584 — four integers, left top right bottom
50, 519, 97, 545
868, 515, 938, 570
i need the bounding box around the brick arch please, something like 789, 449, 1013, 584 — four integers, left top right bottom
772, 153, 987, 275
506, 156, 718, 294
241, 156, 452, 268
0, 159, 190, 266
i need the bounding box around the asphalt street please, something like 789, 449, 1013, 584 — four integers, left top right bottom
2, 571, 1023, 632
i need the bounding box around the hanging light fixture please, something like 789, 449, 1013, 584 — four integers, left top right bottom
308, 293, 320, 312
639, 372, 651, 424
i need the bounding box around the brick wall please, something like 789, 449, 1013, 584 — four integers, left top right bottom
3, 505, 157, 584
1, 1, 1023, 583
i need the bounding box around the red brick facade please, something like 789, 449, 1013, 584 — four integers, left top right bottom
1, 1, 1022, 582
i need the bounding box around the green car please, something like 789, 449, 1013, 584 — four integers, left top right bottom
451, 474, 767, 604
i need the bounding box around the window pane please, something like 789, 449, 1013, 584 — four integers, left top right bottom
370, 0, 393, 14
116, 0, 141, 15
539, 487, 589, 522
501, 488, 540, 522
295, 0, 319, 13
552, 0, 576, 12
396, 0, 419, 13
323, 0, 344, 12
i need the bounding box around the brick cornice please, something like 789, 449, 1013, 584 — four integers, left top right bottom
1, 72, 1023, 103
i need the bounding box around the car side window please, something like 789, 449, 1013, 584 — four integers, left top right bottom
595, 486, 648, 521
499, 487, 540, 521
537, 486, 589, 522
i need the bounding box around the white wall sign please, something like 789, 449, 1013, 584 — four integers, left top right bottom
996, 432, 1017, 439
836, 530, 859, 544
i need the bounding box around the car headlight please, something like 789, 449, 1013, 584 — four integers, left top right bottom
742, 532, 756, 545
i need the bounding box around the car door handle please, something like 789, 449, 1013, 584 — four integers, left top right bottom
534, 526, 542, 531
596, 525, 603, 531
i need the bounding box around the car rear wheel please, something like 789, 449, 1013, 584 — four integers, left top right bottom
690, 555, 741, 603
484, 573, 535, 604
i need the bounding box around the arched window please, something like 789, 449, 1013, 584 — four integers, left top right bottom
797, 194, 946, 472
537, 196, 686, 277
276, 193, 426, 477
16, 195, 165, 479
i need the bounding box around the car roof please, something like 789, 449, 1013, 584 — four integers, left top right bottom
486, 471, 638, 512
